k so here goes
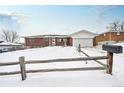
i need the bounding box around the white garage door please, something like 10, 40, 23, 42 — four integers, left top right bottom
73, 38, 93, 47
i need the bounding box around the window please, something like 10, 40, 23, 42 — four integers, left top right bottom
117, 32, 120, 35
29, 38, 35, 42
57, 38, 67, 42
44, 38, 49, 42
57, 38, 62, 42
103, 34, 106, 36
61, 38, 63, 42
63, 39, 67, 42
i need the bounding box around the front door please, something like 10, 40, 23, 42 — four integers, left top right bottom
52, 38, 56, 46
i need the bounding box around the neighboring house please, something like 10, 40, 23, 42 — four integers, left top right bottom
24, 35, 72, 48
70, 30, 97, 47
0, 41, 23, 52
94, 30, 124, 46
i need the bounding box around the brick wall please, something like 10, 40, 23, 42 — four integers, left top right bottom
55, 37, 72, 46
25, 37, 72, 48
25, 38, 44, 48
67, 37, 73, 46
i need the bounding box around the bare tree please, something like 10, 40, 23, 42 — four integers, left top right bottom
120, 21, 124, 30
106, 21, 124, 31
0, 29, 19, 43
106, 21, 120, 31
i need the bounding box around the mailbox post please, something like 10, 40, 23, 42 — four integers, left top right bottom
102, 44, 123, 75
107, 52, 113, 74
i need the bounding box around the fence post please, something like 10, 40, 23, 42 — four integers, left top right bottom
78, 44, 81, 52
106, 52, 113, 75
19, 56, 26, 81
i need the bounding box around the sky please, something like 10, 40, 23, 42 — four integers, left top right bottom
0, 5, 124, 36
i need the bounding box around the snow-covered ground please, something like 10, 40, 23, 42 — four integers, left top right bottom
0, 44, 124, 87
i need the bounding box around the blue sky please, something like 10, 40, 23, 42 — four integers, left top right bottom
0, 5, 124, 36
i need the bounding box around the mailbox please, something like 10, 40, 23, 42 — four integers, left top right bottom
102, 44, 123, 53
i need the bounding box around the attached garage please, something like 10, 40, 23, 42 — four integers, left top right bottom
70, 30, 96, 47
73, 38, 93, 47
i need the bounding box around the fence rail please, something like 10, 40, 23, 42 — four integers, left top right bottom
26, 56, 108, 64
0, 44, 122, 81
0, 56, 108, 81
0, 67, 106, 76
80, 50, 107, 67
0, 56, 107, 66
0, 71, 20, 76
0, 62, 19, 66
77, 44, 107, 67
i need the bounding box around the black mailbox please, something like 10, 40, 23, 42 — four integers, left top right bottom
102, 44, 123, 53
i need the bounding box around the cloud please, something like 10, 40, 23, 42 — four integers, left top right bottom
0, 11, 27, 18
0, 11, 44, 36
0, 11, 27, 22
91, 5, 119, 32
0, 11, 30, 34
94, 5, 119, 17
93, 5, 119, 22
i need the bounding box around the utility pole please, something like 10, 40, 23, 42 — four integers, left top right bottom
109, 30, 112, 44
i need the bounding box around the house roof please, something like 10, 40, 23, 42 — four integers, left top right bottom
24, 34, 69, 38
70, 30, 97, 38
24, 35, 44, 38
23, 30, 97, 39
70, 30, 97, 36
99, 30, 124, 35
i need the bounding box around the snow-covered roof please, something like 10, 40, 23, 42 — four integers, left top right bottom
24, 34, 69, 38
70, 30, 97, 38
0, 42, 22, 46
43, 35, 69, 38
24, 35, 44, 38
99, 30, 124, 35
70, 30, 97, 35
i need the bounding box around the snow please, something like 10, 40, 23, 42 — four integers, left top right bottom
0, 42, 22, 46
0, 71, 118, 87
0, 45, 124, 87
0, 47, 83, 62
114, 42, 124, 53
0, 46, 102, 72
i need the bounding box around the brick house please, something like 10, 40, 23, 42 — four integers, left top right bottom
93, 30, 124, 46
25, 35, 72, 48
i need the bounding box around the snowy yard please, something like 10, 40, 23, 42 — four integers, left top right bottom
0, 44, 124, 87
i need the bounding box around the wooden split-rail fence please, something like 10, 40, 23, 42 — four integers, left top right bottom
0, 44, 123, 81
